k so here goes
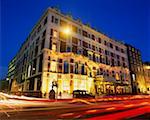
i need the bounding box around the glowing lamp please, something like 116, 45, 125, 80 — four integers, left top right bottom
63, 27, 71, 35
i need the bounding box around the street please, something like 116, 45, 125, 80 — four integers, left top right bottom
0, 93, 150, 120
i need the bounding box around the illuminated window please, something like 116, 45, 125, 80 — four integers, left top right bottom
50, 61, 57, 72
52, 43, 57, 51
53, 30, 58, 38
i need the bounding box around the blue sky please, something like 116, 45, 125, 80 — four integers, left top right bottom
0, 0, 150, 79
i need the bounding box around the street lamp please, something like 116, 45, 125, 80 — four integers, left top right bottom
63, 27, 71, 35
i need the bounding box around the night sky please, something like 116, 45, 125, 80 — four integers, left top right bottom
1, 0, 150, 79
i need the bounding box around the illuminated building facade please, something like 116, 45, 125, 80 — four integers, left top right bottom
126, 44, 147, 94
10, 7, 132, 98
143, 62, 150, 94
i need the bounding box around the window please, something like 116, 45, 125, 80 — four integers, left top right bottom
72, 25, 78, 33
58, 64, 62, 73
64, 62, 69, 73
48, 56, 50, 60
29, 79, 34, 90
93, 54, 96, 62
106, 56, 109, 65
50, 61, 57, 72
111, 52, 114, 57
99, 48, 102, 53
111, 59, 115, 66
53, 30, 57, 38
81, 64, 85, 75
122, 57, 125, 61
123, 63, 126, 67
70, 58, 74, 63
38, 54, 43, 72
58, 59, 63, 63
105, 50, 108, 55
49, 37, 52, 50
92, 45, 95, 51
72, 37, 78, 44
70, 65, 74, 73
116, 46, 119, 51
35, 46, 38, 56
50, 29, 53, 35
37, 25, 41, 33
117, 61, 120, 66
42, 30, 46, 38
41, 39, 45, 50
106, 70, 109, 76
121, 49, 124, 53
52, 43, 57, 51
83, 49, 88, 57
47, 62, 50, 72
60, 19, 67, 27
110, 43, 113, 48
82, 41, 88, 48
117, 55, 120, 59
60, 41, 66, 52
37, 79, 41, 90
67, 46, 71, 52
82, 30, 88, 37
55, 18, 58, 24
72, 45, 77, 53
112, 71, 115, 77
75, 63, 78, 74
44, 17, 47, 25
98, 38, 101, 43
91, 34, 95, 40
51, 16, 54, 23
100, 55, 103, 63
104, 41, 107, 45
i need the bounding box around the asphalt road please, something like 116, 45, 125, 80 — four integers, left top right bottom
0, 95, 150, 120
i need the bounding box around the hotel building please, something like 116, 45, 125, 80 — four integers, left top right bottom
10, 7, 132, 98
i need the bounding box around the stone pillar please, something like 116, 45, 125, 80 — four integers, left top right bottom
34, 78, 37, 91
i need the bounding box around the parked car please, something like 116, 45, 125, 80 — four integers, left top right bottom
73, 90, 95, 98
